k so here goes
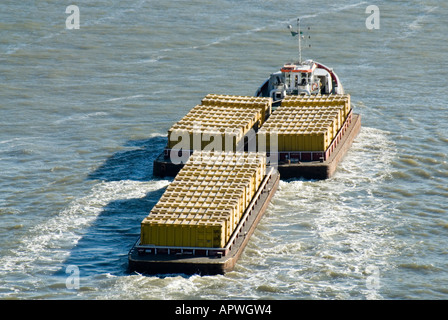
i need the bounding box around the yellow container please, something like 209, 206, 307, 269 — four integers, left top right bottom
287, 132, 297, 151
276, 133, 284, 151
141, 216, 228, 248
140, 217, 154, 245
217, 186, 246, 218
192, 219, 227, 248
302, 132, 312, 151
290, 132, 298, 151
141, 216, 173, 246
205, 208, 233, 239
179, 223, 194, 247
200, 94, 272, 124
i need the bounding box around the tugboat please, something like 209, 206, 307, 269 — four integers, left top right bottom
255, 18, 344, 102
256, 59, 344, 101
252, 18, 361, 179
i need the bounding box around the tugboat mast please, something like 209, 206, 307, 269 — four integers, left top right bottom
288, 18, 303, 64
298, 18, 302, 64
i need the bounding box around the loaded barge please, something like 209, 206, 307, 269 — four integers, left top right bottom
128, 20, 360, 275
129, 151, 279, 275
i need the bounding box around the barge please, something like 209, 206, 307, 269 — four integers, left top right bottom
129, 19, 361, 275
129, 152, 279, 275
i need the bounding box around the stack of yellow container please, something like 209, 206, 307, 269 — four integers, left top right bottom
258, 94, 351, 152
201, 94, 273, 122
281, 94, 351, 121
167, 94, 273, 152
167, 105, 260, 151
141, 151, 266, 248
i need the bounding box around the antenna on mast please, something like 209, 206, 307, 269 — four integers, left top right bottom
308, 27, 311, 48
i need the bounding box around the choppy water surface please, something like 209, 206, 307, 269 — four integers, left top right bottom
1, 0, 447, 299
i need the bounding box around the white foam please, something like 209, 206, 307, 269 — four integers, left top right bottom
408, 6, 437, 31
105, 95, 147, 102
246, 126, 398, 298
0, 179, 170, 279
54, 112, 108, 124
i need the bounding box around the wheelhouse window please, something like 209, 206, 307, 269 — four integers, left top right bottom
300, 73, 308, 85
285, 72, 292, 88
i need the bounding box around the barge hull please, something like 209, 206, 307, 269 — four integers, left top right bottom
153, 152, 185, 178
128, 169, 280, 275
